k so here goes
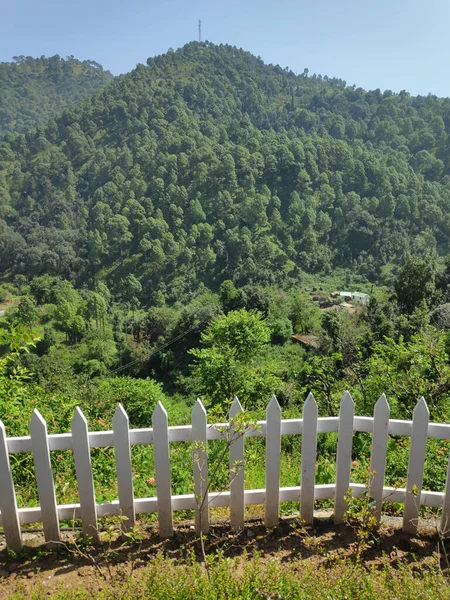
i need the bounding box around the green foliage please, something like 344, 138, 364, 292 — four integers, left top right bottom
190, 309, 274, 406
344, 472, 379, 560
394, 256, 436, 314
0, 55, 112, 135
198, 309, 270, 363
84, 330, 117, 368
0, 327, 39, 409
30, 275, 60, 305
219, 280, 242, 313
267, 315, 293, 345
14, 295, 39, 325
300, 353, 345, 415
349, 329, 450, 419
86, 292, 107, 329
90, 376, 174, 427
16, 550, 450, 599
289, 295, 322, 333
54, 300, 86, 344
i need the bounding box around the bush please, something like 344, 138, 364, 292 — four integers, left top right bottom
267, 315, 293, 345
90, 376, 174, 427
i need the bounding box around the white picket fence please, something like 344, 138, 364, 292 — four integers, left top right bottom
1, 391, 450, 551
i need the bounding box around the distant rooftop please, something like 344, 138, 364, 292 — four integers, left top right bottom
291, 333, 320, 348
338, 291, 369, 299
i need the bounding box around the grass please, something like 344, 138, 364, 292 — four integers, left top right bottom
298, 268, 379, 295
4, 509, 450, 599
6, 546, 450, 599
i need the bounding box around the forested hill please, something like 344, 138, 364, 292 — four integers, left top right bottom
1, 42, 450, 304
0, 55, 113, 135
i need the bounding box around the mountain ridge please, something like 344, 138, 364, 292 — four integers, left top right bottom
0, 54, 113, 136
1, 41, 450, 304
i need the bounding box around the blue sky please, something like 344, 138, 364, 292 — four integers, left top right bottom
2, 0, 449, 97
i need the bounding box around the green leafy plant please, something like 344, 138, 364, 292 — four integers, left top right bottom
344, 470, 379, 561
192, 403, 260, 577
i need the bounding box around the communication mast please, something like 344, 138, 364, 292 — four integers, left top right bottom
198, 20, 202, 43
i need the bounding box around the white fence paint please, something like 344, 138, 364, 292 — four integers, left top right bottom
300, 392, 318, 524
71, 407, 99, 543
334, 391, 354, 524
230, 397, 244, 531
0, 392, 448, 551
113, 404, 135, 533
30, 410, 61, 545
265, 395, 281, 528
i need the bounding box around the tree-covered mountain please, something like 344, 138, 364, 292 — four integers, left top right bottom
4, 43, 450, 516
0, 55, 113, 135
1, 42, 450, 304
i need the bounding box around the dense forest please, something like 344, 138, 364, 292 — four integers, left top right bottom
0, 55, 113, 136
1, 42, 450, 306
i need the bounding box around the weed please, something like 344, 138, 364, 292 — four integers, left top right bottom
292, 518, 325, 555
344, 470, 379, 561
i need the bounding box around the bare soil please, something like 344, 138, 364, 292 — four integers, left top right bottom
0, 298, 19, 314
0, 513, 445, 599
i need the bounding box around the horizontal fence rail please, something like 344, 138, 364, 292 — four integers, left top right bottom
7, 417, 450, 454
0, 392, 449, 551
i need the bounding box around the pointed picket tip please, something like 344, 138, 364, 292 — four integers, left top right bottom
340, 390, 354, 408
375, 393, 389, 408
341, 390, 354, 404
305, 391, 316, 405
233, 396, 243, 409
113, 404, 129, 425
304, 392, 318, 409
71, 406, 88, 428
413, 396, 429, 418
304, 392, 318, 419
374, 393, 390, 414
152, 401, 168, 425
267, 394, 280, 409
230, 396, 243, 417
30, 408, 46, 429
192, 398, 207, 418
267, 394, 281, 417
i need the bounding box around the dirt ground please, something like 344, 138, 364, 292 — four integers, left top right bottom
0, 512, 446, 599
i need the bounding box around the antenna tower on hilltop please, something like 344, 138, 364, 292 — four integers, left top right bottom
198, 20, 202, 43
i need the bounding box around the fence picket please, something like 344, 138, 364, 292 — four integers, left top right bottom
30, 410, 60, 544
300, 393, 318, 524
230, 397, 245, 531
192, 399, 209, 535
265, 395, 281, 528
0, 421, 22, 551
369, 394, 390, 522
440, 448, 450, 534
334, 391, 355, 524
113, 404, 135, 532
152, 402, 173, 537
403, 397, 429, 533
71, 407, 99, 542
